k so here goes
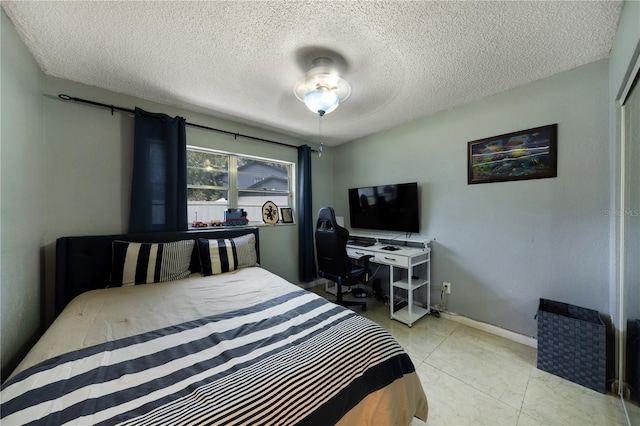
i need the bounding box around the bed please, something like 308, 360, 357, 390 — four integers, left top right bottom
1, 228, 428, 425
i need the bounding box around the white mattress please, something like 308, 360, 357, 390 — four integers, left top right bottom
3, 267, 428, 425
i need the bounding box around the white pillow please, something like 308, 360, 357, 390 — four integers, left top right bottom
197, 234, 257, 276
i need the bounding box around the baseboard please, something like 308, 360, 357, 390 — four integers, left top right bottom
434, 309, 537, 348
302, 282, 537, 348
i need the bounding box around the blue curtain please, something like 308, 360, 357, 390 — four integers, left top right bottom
297, 145, 316, 282
129, 107, 187, 233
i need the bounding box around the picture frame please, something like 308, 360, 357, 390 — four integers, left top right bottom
280, 207, 294, 223
468, 124, 557, 185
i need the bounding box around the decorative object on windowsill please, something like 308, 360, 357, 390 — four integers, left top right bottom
294, 57, 351, 116
280, 207, 294, 224
192, 212, 208, 228
262, 201, 279, 224
468, 124, 558, 185
224, 208, 249, 226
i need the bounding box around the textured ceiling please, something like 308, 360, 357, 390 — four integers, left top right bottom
2, 1, 623, 146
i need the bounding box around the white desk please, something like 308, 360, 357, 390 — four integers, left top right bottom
346, 237, 431, 327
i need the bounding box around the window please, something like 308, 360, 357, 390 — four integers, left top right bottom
187, 146, 293, 225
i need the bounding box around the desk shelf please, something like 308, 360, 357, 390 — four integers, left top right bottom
392, 304, 430, 325
392, 278, 429, 291
389, 257, 430, 327
346, 235, 432, 327
349, 232, 432, 250
389, 245, 430, 327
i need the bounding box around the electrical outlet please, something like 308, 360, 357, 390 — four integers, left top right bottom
443, 282, 451, 294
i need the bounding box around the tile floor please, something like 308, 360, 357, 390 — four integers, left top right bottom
311, 285, 640, 425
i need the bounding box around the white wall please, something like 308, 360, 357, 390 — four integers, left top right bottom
1, 10, 45, 380
334, 60, 610, 338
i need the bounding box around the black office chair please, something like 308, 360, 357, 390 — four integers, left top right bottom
315, 206, 372, 311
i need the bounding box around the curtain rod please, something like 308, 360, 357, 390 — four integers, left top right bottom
57, 94, 315, 152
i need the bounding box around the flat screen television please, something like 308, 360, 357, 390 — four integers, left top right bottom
348, 182, 419, 233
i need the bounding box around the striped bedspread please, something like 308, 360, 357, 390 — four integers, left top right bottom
1, 268, 427, 425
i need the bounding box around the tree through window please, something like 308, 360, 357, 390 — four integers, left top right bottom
187, 147, 293, 225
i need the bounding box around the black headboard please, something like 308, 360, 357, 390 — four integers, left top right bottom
55, 227, 260, 316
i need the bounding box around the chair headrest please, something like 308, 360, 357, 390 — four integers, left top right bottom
316, 206, 337, 232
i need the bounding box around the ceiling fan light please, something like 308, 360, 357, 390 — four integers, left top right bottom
303, 89, 340, 115
294, 57, 350, 115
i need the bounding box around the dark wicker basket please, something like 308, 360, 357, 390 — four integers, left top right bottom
537, 298, 606, 393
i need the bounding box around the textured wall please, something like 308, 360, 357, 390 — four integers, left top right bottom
334, 60, 610, 338
1, 10, 45, 380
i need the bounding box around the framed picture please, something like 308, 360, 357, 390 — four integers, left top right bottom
280, 207, 294, 223
468, 124, 557, 184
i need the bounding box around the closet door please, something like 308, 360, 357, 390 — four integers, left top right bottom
622, 73, 639, 408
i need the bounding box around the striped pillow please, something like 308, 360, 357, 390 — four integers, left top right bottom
110, 239, 195, 287
198, 233, 258, 276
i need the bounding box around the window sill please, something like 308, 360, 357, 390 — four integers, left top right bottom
188, 221, 295, 231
